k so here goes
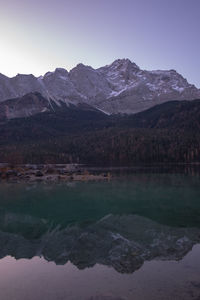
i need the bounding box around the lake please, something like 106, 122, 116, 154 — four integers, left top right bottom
0, 166, 200, 300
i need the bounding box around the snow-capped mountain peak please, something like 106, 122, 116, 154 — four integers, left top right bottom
0, 59, 199, 118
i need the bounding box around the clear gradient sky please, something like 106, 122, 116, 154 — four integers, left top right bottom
0, 0, 199, 87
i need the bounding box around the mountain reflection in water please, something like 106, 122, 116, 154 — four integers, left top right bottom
0, 212, 199, 274
0, 171, 200, 274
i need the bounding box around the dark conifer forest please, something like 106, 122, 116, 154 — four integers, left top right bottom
0, 99, 200, 165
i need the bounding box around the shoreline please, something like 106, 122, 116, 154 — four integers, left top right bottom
0, 162, 200, 183
0, 164, 112, 183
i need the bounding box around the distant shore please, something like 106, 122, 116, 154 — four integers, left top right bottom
0, 162, 200, 183
0, 164, 112, 182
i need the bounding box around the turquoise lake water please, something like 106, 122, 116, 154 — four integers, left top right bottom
0, 168, 200, 299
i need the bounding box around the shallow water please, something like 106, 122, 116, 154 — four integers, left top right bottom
0, 170, 200, 299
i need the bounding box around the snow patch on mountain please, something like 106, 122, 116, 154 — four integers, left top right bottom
0, 58, 199, 116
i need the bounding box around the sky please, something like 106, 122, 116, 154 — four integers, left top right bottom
0, 0, 199, 87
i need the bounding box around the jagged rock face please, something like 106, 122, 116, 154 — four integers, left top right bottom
0, 59, 199, 116
0, 73, 44, 101
69, 64, 112, 102
0, 74, 18, 100
98, 59, 141, 92
0, 93, 51, 120
0, 92, 105, 120
42, 68, 86, 105
97, 61, 200, 114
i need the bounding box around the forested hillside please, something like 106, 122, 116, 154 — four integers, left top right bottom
0, 99, 200, 165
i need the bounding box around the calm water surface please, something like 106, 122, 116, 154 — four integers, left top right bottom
0, 169, 200, 300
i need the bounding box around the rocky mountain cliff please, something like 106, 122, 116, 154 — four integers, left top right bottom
0, 59, 199, 118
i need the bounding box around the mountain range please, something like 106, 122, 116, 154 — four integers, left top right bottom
0, 58, 200, 119
0, 58, 200, 165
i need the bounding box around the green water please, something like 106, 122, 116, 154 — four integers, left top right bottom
0, 172, 200, 228
0, 170, 200, 300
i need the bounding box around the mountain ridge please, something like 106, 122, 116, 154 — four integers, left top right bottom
0, 58, 199, 119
